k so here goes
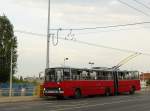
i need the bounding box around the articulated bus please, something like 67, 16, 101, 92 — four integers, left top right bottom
43, 67, 140, 99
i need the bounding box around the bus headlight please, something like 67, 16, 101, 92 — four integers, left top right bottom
58, 88, 61, 91
58, 88, 64, 93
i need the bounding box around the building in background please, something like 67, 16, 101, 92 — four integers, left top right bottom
140, 73, 150, 88
140, 73, 150, 81
24, 76, 44, 83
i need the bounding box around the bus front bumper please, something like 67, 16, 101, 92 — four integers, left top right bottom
44, 90, 64, 94
43, 88, 64, 96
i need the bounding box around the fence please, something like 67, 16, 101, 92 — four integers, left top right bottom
0, 83, 39, 97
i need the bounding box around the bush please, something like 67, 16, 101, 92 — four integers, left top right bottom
146, 79, 150, 86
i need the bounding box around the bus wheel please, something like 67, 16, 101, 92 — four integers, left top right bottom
105, 88, 111, 96
74, 89, 81, 99
129, 87, 135, 95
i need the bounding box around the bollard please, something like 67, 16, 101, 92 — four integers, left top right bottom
39, 85, 44, 97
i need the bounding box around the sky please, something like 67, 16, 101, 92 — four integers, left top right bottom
0, 0, 150, 77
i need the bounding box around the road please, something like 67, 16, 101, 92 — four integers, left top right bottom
0, 92, 150, 111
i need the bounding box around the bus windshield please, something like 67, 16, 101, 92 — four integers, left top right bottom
45, 68, 64, 82
45, 68, 56, 82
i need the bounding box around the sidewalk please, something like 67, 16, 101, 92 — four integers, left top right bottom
0, 96, 43, 103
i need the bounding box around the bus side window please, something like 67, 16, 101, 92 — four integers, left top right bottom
124, 72, 127, 80
98, 72, 103, 80
90, 71, 97, 80
128, 73, 132, 79
135, 72, 139, 79
118, 72, 127, 80
77, 71, 81, 80
97, 72, 100, 80
96, 72, 99, 80
130, 72, 134, 79
125, 73, 129, 80
131, 72, 139, 79
102, 72, 106, 80
71, 69, 77, 80
118, 72, 122, 80
63, 69, 70, 80
107, 72, 113, 80
81, 71, 88, 80
56, 70, 62, 81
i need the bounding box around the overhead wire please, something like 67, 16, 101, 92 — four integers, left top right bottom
50, 21, 150, 31
15, 29, 60, 46
118, 0, 150, 17
14, 30, 150, 57
70, 26, 148, 36
133, 0, 150, 10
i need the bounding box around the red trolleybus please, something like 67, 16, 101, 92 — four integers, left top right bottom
43, 67, 140, 99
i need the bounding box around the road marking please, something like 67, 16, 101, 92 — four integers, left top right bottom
51, 97, 150, 111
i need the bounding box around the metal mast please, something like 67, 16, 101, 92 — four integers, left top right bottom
46, 0, 51, 69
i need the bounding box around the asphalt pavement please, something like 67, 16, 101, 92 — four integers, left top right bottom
0, 92, 150, 111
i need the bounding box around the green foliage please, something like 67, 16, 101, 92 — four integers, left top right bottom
12, 76, 39, 85
146, 79, 150, 86
0, 15, 18, 83
12, 76, 28, 84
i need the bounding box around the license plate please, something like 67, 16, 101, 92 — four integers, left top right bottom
47, 91, 58, 93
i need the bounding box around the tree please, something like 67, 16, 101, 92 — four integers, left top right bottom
146, 79, 150, 86
20, 76, 23, 81
0, 15, 17, 83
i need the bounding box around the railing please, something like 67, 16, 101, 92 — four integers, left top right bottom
0, 87, 38, 96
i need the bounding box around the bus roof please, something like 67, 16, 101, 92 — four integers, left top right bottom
45, 67, 138, 72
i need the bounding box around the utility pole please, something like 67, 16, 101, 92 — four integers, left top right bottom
9, 47, 13, 97
46, 0, 51, 69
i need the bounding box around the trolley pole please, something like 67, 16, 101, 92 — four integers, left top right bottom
46, 0, 51, 69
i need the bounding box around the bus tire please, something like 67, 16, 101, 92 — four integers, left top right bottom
105, 88, 111, 96
129, 86, 135, 95
74, 89, 81, 99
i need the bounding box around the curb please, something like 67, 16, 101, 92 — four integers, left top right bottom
0, 96, 43, 103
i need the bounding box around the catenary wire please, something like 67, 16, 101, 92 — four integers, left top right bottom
50, 21, 150, 31
14, 30, 150, 56
118, 0, 150, 17
133, 0, 150, 10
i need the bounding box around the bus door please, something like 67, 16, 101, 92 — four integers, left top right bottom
113, 71, 119, 95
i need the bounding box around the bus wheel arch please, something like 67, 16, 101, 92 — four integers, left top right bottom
74, 88, 82, 99
105, 87, 111, 96
129, 86, 135, 94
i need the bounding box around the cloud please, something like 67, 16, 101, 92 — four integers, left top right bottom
2, 0, 150, 76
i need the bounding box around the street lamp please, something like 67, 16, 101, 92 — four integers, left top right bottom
64, 58, 69, 67
89, 62, 94, 68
